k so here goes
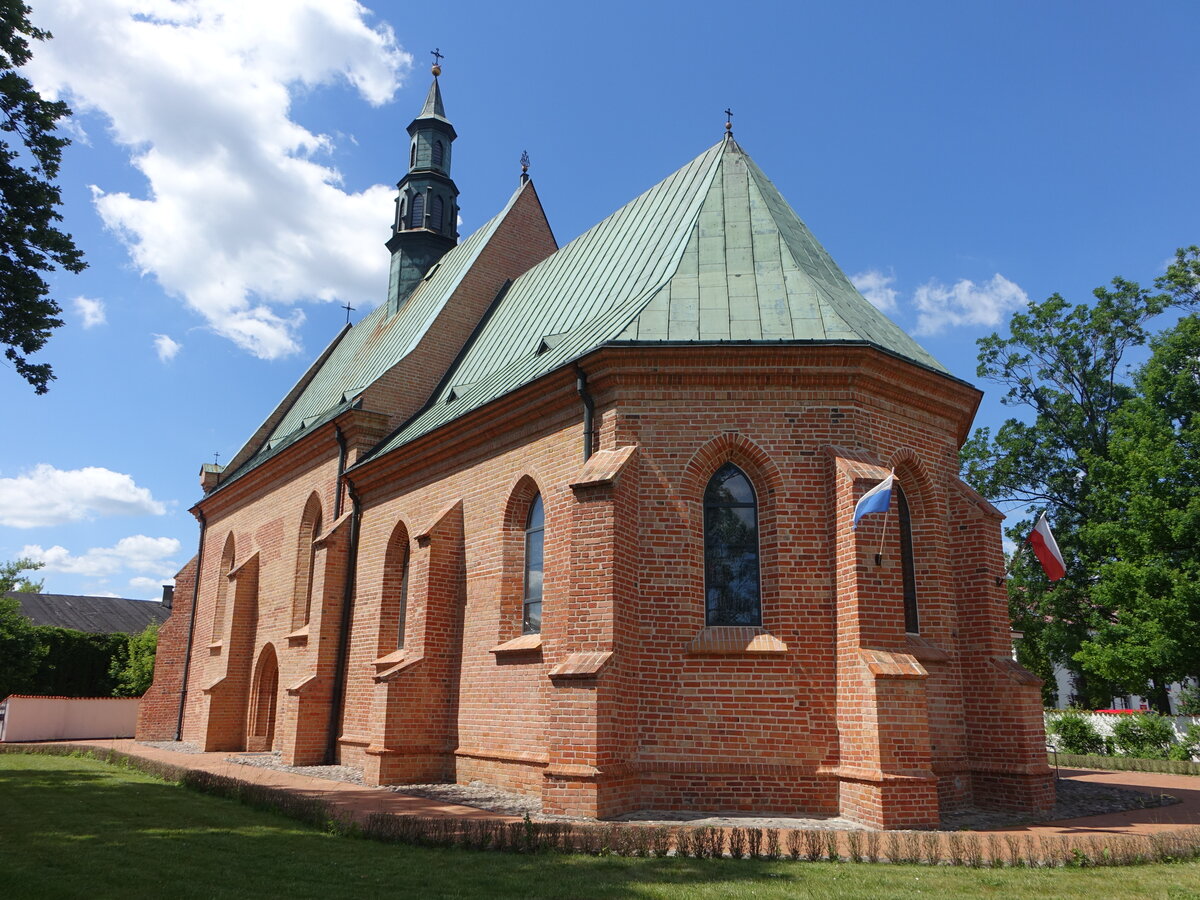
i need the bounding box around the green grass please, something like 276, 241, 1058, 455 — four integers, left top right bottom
4, 753, 1200, 899
1052, 753, 1200, 776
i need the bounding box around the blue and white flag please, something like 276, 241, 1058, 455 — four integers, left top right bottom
852, 472, 894, 529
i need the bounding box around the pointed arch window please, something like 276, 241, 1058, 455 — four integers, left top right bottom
382, 523, 411, 651
523, 494, 544, 634
397, 196, 406, 231
432, 140, 444, 168
409, 140, 416, 169
211, 533, 235, 642
430, 195, 444, 233
704, 463, 761, 626
292, 494, 322, 630
410, 192, 425, 229
897, 485, 919, 634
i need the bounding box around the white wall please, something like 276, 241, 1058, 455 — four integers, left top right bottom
1044, 709, 1200, 760
0, 696, 140, 742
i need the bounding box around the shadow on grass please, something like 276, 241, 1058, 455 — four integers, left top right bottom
0, 756, 800, 899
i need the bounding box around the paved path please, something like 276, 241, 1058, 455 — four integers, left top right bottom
21, 740, 1200, 837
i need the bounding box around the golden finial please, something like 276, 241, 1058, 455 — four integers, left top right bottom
431, 48, 443, 77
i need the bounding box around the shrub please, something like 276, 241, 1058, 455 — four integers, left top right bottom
1176, 684, 1200, 716
1047, 709, 1105, 755
1111, 712, 1176, 759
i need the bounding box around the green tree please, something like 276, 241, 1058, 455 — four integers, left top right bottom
1, 1, 86, 393
1074, 313, 1200, 702
962, 247, 1199, 708
109, 623, 158, 697
0, 557, 45, 698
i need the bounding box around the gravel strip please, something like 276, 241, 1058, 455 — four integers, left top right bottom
139, 741, 203, 754
222, 750, 365, 785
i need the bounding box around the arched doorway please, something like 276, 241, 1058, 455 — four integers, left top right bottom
247, 644, 278, 752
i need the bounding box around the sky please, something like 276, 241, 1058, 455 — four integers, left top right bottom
1, 0, 1196, 600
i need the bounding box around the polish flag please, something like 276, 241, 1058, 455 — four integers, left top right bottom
1027, 512, 1065, 582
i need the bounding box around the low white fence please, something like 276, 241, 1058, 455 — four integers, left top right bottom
1044, 709, 1200, 760
0, 695, 140, 742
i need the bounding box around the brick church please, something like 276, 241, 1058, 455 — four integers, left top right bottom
139, 64, 1053, 828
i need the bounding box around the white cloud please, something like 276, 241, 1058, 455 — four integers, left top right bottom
129, 575, 173, 598
912, 274, 1029, 335
0, 464, 167, 527
27, 0, 412, 359
850, 269, 898, 313
74, 296, 107, 328
154, 333, 182, 362
22, 535, 182, 579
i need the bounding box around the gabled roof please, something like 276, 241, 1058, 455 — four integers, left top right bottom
7, 592, 170, 635
363, 138, 946, 461
221, 182, 532, 484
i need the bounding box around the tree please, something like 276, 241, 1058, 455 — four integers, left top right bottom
1075, 313, 1200, 704
0, 1, 85, 393
0, 557, 45, 698
110, 622, 158, 697
961, 247, 1199, 708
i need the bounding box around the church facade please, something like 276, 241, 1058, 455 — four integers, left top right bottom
138, 68, 1054, 829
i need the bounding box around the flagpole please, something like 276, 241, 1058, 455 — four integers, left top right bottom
876, 469, 894, 564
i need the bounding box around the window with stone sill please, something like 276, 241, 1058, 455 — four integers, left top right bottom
703, 462, 761, 627
210, 532, 235, 644
523, 493, 544, 635
380, 520, 410, 655
897, 484, 919, 634
291, 492, 322, 631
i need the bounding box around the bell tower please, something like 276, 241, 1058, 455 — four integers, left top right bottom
386, 51, 460, 311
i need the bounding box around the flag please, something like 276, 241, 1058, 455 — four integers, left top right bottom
852, 472, 894, 529
1027, 512, 1066, 582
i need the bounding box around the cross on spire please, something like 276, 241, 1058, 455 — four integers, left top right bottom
431, 47, 444, 67
213, 451, 220, 466
724, 107, 733, 135
342, 302, 356, 324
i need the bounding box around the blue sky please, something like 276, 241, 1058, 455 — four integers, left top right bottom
1, 0, 1196, 599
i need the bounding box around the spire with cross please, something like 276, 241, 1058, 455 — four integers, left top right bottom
431, 47, 444, 76
724, 107, 733, 137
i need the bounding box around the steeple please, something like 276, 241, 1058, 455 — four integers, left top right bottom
386, 51, 460, 312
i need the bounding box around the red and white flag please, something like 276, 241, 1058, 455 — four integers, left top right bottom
1027, 512, 1066, 582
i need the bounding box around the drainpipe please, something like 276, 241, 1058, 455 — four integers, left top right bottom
575, 366, 595, 462
334, 425, 347, 519
325, 476, 361, 763
176, 508, 207, 741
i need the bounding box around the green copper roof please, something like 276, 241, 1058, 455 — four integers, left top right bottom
224, 183, 530, 478
414, 76, 451, 127
363, 138, 945, 462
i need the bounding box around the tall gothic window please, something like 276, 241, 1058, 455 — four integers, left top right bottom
211, 533, 235, 642
897, 485, 919, 634
432, 140, 444, 167
430, 195, 444, 233
410, 193, 425, 229
292, 493, 322, 630
383, 523, 411, 651
523, 494, 544, 634
704, 463, 761, 626
409, 141, 416, 168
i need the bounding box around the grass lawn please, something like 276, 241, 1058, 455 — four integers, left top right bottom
4, 753, 1200, 899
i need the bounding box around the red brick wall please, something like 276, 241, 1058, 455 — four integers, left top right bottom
155, 340, 1052, 825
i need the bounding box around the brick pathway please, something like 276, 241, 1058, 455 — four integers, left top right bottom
24, 740, 1200, 837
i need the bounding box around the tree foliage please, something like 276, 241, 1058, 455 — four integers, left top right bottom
1076, 312, 1200, 695
0, 0, 85, 393
110, 623, 158, 697
962, 247, 1200, 709
0, 557, 45, 697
